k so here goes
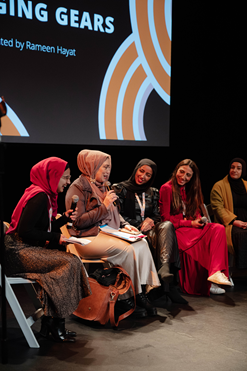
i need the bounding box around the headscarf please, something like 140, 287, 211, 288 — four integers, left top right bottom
77, 149, 120, 229
119, 159, 157, 219
228, 158, 247, 195
77, 149, 110, 183
7, 157, 67, 234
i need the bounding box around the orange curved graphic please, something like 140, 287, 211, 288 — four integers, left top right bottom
122, 65, 147, 140
1, 116, 21, 136
104, 42, 138, 139
98, 0, 171, 141
136, 0, 170, 96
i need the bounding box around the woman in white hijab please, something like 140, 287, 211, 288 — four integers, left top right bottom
65, 150, 160, 317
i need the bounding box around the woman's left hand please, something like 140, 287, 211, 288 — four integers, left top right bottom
140, 217, 154, 232
233, 220, 247, 229
64, 207, 78, 221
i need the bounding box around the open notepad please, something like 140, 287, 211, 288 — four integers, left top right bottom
64, 236, 91, 246
99, 225, 146, 243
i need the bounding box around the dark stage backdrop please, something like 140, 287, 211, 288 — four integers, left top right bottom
1, 2, 246, 221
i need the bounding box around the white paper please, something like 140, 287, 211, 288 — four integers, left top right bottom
64, 236, 91, 246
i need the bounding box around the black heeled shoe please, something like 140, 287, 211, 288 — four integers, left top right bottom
116, 298, 147, 318
136, 293, 157, 316
40, 316, 76, 343
58, 318, 77, 337
147, 286, 165, 302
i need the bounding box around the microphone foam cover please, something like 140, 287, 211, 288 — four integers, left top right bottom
72, 195, 79, 203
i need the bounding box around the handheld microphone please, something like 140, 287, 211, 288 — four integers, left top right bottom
104, 181, 116, 206
67, 195, 79, 227
71, 195, 79, 211
200, 216, 208, 224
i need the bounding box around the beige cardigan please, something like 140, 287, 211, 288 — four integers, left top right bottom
210, 175, 247, 254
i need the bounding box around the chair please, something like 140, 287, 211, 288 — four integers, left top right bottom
0, 222, 43, 348
201, 204, 212, 223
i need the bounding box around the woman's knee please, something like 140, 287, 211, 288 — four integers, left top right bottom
212, 223, 225, 233
159, 221, 175, 232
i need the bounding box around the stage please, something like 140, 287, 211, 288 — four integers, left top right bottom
1, 277, 247, 371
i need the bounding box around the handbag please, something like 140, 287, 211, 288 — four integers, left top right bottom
73, 265, 135, 327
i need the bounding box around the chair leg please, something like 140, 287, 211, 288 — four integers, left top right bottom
24, 283, 44, 310
5, 280, 40, 348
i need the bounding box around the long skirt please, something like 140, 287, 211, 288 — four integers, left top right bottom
4, 233, 91, 318
176, 223, 229, 296
73, 231, 160, 298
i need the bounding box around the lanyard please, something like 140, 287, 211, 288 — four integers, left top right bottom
135, 192, 145, 221
47, 195, 52, 232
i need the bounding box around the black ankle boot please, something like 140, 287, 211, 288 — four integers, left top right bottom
40, 316, 51, 337
167, 284, 188, 304
56, 318, 77, 337
116, 297, 147, 318
40, 316, 76, 343
136, 293, 157, 316
147, 286, 165, 302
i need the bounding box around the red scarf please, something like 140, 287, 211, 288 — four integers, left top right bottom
7, 157, 67, 235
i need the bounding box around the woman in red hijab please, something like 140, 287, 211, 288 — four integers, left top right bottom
5, 157, 91, 343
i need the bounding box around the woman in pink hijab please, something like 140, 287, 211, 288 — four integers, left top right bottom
65, 150, 160, 318
5, 157, 91, 343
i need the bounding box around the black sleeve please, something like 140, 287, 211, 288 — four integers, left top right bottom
112, 183, 140, 227
51, 213, 70, 232
149, 188, 162, 224
18, 193, 61, 247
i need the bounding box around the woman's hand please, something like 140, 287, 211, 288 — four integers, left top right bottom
140, 217, 155, 232
103, 190, 118, 210
123, 224, 139, 233
121, 224, 140, 235
191, 219, 204, 228
64, 207, 78, 221
233, 220, 247, 229
59, 234, 68, 245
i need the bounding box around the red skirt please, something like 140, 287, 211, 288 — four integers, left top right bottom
176, 223, 229, 296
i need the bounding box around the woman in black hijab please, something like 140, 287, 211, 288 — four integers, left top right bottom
211, 158, 247, 271
113, 159, 186, 304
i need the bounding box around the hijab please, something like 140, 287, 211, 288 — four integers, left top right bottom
228, 158, 247, 195
77, 149, 110, 184
77, 149, 120, 229
119, 159, 157, 219
7, 157, 67, 235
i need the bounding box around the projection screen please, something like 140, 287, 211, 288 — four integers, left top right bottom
0, 0, 172, 146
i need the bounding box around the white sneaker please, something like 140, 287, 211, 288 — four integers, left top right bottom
210, 283, 225, 295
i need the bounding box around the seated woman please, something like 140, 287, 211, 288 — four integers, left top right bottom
159, 159, 232, 296
210, 158, 247, 273
112, 159, 187, 304
5, 157, 91, 343
65, 150, 160, 317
